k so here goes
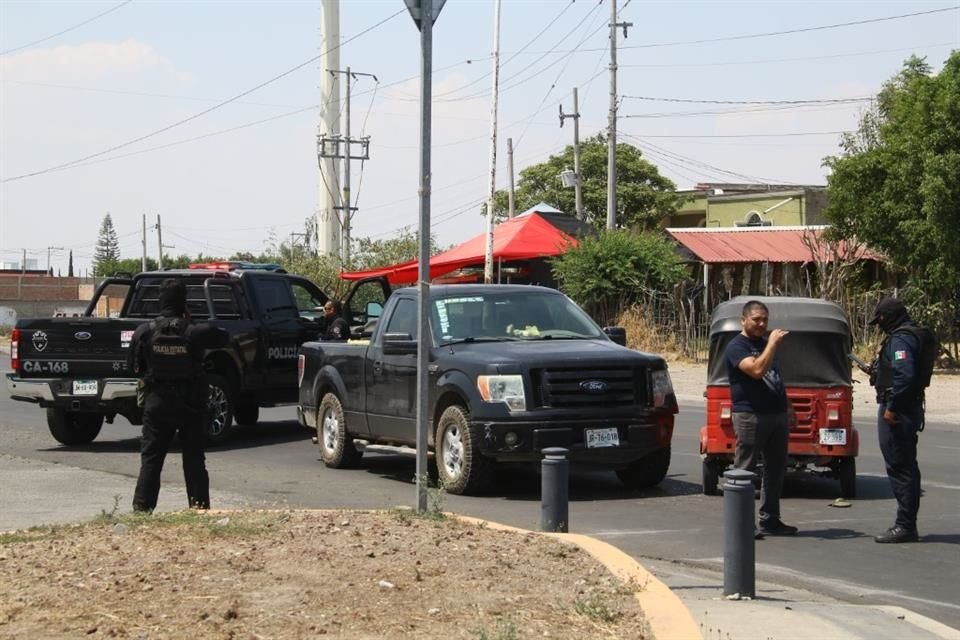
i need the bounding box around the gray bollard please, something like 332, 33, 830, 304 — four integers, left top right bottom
541, 447, 569, 533
723, 468, 756, 598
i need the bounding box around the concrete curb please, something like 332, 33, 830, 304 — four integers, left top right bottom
453, 514, 703, 640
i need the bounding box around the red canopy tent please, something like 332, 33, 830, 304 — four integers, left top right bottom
341, 212, 578, 285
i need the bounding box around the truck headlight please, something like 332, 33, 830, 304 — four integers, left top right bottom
477, 375, 526, 411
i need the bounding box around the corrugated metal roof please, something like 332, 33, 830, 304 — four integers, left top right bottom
666, 226, 882, 264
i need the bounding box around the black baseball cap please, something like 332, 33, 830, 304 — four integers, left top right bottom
868, 297, 905, 325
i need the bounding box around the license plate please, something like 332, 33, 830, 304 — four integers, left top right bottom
72, 380, 98, 396
585, 427, 620, 448
819, 428, 847, 446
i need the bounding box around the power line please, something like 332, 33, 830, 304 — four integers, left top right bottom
626, 131, 844, 139
622, 95, 871, 106
623, 102, 862, 119
40, 106, 318, 175
619, 6, 960, 50
1, 79, 304, 109
0, 0, 133, 57
1, 8, 405, 184
619, 42, 958, 69
434, 0, 582, 100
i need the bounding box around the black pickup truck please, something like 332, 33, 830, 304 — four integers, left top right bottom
6, 263, 390, 446
297, 284, 678, 495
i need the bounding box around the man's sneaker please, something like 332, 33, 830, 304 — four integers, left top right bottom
754, 528, 766, 540
875, 526, 919, 543
758, 519, 798, 536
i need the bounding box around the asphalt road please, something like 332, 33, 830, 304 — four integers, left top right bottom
2, 360, 958, 629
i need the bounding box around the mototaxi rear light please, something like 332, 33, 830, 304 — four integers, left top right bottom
827, 407, 840, 424
720, 405, 732, 425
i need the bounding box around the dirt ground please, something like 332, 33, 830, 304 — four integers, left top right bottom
0, 509, 650, 640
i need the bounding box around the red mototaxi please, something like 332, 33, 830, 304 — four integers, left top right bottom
699, 296, 859, 498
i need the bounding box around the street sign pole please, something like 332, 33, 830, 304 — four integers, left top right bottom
405, 0, 445, 514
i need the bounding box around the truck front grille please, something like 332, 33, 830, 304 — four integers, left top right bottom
532, 366, 643, 408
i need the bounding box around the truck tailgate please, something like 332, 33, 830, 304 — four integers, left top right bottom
14, 318, 147, 378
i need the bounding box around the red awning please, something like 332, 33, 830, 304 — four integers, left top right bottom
341, 213, 577, 284
667, 227, 883, 264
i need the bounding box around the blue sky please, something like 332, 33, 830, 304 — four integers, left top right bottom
1, 0, 958, 275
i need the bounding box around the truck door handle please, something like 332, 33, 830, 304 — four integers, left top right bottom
373, 360, 382, 374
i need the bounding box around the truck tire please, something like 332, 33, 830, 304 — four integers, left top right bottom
234, 399, 259, 427
317, 392, 362, 468
702, 458, 722, 496
616, 447, 671, 490
838, 457, 857, 499
435, 405, 492, 495
46, 409, 103, 445
205, 373, 234, 446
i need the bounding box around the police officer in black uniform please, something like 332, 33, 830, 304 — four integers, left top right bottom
322, 299, 349, 340
129, 279, 229, 512
868, 297, 923, 543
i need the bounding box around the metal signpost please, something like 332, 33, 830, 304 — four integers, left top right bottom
404, 0, 446, 513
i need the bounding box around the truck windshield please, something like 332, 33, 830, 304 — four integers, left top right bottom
432, 291, 604, 344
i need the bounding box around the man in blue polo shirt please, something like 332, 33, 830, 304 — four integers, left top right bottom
725, 300, 798, 538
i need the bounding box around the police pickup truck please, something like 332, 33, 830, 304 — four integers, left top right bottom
6, 262, 390, 446
297, 284, 678, 495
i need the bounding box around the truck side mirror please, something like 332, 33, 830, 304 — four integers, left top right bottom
383, 332, 417, 355
603, 326, 627, 346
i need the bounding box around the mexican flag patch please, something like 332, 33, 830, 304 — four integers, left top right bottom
894, 350, 908, 361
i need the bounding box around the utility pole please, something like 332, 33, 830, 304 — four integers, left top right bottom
560, 87, 584, 221
607, 0, 631, 230
21, 249, 26, 274
318, 0, 342, 262
46, 246, 64, 274
155, 216, 174, 270
156, 215, 164, 270
483, 0, 502, 284
320, 68, 375, 270
142, 214, 148, 273
506, 137, 516, 218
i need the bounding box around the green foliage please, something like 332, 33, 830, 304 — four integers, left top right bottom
551, 230, 686, 323
824, 53, 960, 300
92, 213, 120, 276
351, 227, 437, 272
490, 135, 683, 230
67, 250, 74, 277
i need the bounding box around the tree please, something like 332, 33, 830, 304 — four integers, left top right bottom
551, 230, 687, 324
824, 53, 960, 298
350, 227, 439, 272
93, 213, 121, 276
490, 136, 684, 230
67, 250, 74, 278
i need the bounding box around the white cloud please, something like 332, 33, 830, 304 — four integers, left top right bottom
0, 40, 183, 80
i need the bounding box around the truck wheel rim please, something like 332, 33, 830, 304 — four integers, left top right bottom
321, 408, 338, 453
208, 385, 227, 436
442, 424, 463, 479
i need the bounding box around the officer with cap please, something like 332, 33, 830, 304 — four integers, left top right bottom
128, 279, 229, 512
867, 296, 923, 543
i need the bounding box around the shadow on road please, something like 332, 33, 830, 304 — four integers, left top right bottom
40, 420, 313, 454
354, 453, 704, 501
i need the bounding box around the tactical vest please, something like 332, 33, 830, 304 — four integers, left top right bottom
146, 318, 193, 382
874, 328, 919, 396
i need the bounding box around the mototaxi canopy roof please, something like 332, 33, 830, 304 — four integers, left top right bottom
706, 296, 853, 387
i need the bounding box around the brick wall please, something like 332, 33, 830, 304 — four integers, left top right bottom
0, 276, 83, 301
